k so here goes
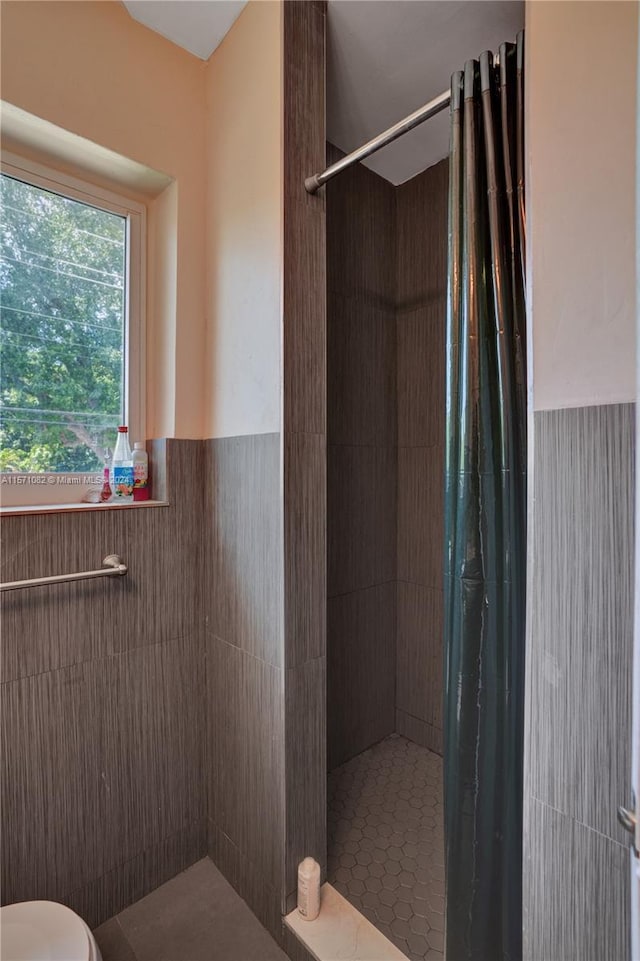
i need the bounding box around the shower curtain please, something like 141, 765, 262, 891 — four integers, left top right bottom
443, 33, 526, 961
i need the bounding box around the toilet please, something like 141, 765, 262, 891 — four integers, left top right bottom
0, 901, 102, 961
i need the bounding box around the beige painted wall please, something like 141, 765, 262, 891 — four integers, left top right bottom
1, 0, 208, 438
526, 0, 637, 411
204, 1, 283, 438
1, 0, 285, 440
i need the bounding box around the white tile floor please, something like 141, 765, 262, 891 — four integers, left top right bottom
327, 734, 445, 961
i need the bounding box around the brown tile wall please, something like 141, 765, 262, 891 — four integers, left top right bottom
523, 404, 634, 961
395, 159, 448, 756
326, 144, 398, 771
326, 152, 448, 768
283, 0, 327, 915
2, 417, 323, 943
1, 440, 206, 929
204, 1, 328, 929
203, 432, 285, 935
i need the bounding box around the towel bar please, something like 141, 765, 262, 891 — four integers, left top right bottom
0, 554, 127, 592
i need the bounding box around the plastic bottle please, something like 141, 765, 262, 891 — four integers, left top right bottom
132, 442, 149, 501
111, 426, 134, 503
297, 857, 321, 921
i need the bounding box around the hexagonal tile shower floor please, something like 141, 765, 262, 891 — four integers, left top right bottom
327, 734, 445, 961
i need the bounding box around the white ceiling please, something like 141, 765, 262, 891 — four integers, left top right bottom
121, 0, 524, 186
123, 0, 247, 61
327, 0, 524, 184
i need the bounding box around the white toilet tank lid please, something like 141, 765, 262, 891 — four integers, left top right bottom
0, 900, 91, 961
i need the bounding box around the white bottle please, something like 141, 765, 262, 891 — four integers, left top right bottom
132, 441, 149, 501
297, 857, 321, 921
111, 426, 134, 503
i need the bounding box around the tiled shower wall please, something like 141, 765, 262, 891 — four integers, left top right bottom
395, 160, 448, 756
206, 0, 327, 937
282, 0, 327, 917
204, 432, 285, 937
1, 440, 206, 929
326, 154, 448, 769
326, 145, 398, 770
523, 403, 634, 960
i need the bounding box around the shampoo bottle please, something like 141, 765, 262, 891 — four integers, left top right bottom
297, 857, 321, 921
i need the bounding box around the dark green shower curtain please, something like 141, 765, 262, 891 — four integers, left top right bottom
444, 33, 526, 961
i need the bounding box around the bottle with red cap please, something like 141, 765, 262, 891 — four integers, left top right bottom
111, 426, 134, 503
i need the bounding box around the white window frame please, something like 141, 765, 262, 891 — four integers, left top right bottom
0, 151, 146, 508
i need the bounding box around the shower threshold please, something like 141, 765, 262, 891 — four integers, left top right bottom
327, 734, 445, 961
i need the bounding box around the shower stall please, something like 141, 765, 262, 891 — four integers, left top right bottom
321, 17, 527, 960
324, 145, 449, 961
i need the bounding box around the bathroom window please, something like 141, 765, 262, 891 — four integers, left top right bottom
0, 154, 145, 507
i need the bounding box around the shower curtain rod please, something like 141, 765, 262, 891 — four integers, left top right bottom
304, 87, 451, 194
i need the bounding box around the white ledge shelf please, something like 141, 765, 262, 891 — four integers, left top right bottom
285, 884, 409, 961
0, 500, 168, 517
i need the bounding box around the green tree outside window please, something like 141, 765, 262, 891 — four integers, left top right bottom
0, 174, 126, 473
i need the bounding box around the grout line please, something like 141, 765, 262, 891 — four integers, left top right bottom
205, 630, 283, 672
328, 442, 397, 449
397, 706, 442, 728
326, 289, 397, 314
395, 298, 447, 318
327, 579, 396, 600
396, 443, 442, 450
284, 653, 325, 672
327, 442, 442, 450
528, 794, 629, 851
396, 579, 442, 590
113, 916, 137, 960
67, 819, 206, 922
2, 629, 202, 686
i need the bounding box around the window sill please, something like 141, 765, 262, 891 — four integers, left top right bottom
0, 499, 168, 517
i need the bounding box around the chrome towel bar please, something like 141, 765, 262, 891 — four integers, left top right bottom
0, 554, 127, 592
